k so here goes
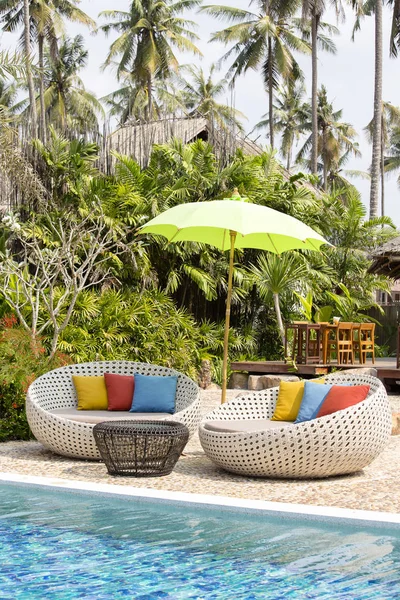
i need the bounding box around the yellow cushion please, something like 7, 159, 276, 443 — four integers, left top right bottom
72, 375, 108, 410
271, 381, 305, 421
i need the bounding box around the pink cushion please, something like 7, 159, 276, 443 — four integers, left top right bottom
316, 384, 370, 418
104, 373, 135, 411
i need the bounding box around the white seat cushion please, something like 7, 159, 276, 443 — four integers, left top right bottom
203, 419, 294, 433
50, 408, 171, 425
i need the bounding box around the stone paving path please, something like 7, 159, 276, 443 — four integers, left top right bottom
0, 390, 399, 514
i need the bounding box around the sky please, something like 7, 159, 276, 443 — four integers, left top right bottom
1, 0, 399, 226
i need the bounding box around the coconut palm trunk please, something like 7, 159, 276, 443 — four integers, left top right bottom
370, 0, 383, 218
381, 121, 385, 216
273, 292, 285, 348
311, 13, 319, 174
23, 0, 38, 138
38, 33, 46, 143
147, 73, 152, 120
268, 37, 274, 149
322, 126, 328, 190
286, 142, 292, 170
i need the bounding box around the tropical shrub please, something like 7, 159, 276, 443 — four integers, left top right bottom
0, 315, 70, 441
56, 289, 203, 379
55, 289, 256, 381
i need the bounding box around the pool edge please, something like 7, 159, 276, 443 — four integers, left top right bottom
0, 471, 399, 529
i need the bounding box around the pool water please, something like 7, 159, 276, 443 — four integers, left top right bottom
0, 484, 399, 599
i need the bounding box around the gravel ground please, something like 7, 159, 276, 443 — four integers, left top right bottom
0, 389, 399, 514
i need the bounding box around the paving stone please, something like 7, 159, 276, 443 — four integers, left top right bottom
262, 375, 301, 388
339, 367, 378, 377
229, 372, 249, 389
0, 389, 399, 514
248, 374, 300, 390
392, 413, 400, 435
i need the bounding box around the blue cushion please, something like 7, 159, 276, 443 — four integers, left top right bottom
295, 381, 333, 423
130, 373, 177, 414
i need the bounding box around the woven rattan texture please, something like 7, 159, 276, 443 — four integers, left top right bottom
93, 420, 189, 476
199, 374, 392, 479
26, 362, 200, 460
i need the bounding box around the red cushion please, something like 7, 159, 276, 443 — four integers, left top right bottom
316, 384, 370, 418
104, 373, 135, 411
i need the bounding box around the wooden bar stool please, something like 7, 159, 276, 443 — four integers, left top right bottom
326, 322, 354, 364
322, 324, 338, 364
337, 322, 354, 364
351, 323, 362, 363
321, 324, 337, 364
358, 323, 375, 364
296, 323, 321, 364
285, 322, 307, 362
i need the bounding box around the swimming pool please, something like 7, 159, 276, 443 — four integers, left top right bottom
0, 482, 399, 599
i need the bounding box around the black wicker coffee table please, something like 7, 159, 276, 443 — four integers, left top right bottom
93, 420, 189, 477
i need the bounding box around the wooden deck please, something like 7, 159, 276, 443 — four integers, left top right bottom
230, 358, 400, 387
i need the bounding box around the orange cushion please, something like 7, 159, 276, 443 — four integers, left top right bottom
316, 385, 370, 418
104, 373, 135, 411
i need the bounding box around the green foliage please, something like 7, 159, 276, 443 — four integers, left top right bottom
53, 288, 256, 382
294, 292, 333, 323
295, 291, 314, 322
1, 137, 395, 404
33, 126, 100, 207
0, 315, 70, 441
326, 283, 381, 322
314, 305, 333, 323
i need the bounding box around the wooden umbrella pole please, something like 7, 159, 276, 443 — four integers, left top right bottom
221, 230, 237, 404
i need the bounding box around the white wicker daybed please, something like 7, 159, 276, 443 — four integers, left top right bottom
26, 361, 201, 460
199, 374, 392, 479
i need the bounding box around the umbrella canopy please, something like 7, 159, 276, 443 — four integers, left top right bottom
140, 191, 330, 403
140, 198, 328, 253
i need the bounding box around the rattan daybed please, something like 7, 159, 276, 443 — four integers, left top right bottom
199, 374, 391, 479
26, 361, 201, 460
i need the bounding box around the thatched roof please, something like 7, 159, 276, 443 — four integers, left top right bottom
369, 235, 400, 278
106, 117, 263, 168
105, 116, 321, 197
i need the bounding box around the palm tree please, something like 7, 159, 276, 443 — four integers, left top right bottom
365, 101, 400, 216
301, 0, 342, 174
253, 82, 309, 169
42, 35, 103, 134
0, 0, 95, 141
102, 70, 187, 124
297, 86, 360, 190
23, 0, 37, 136
323, 149, 369, 191
320, 188, 394, 291
177, 64, 246, 132
352, 0, 387, 218
102, 76, 158, 124
202, 0, 310, 149
384, 125, 400, 187
250, 253, 313, 347
99, 0, 201, 118
388, 0, 400, 56
0, 79, 19, 112
370, 0, 383, 218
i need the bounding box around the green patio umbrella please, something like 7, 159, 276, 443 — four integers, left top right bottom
140, 190, 330, 403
